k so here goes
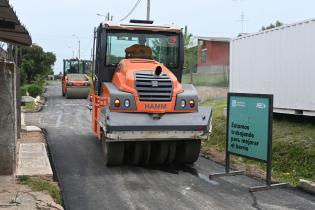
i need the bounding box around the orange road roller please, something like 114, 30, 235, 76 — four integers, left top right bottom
90, 20, 212, 166
62, 59, 92, 99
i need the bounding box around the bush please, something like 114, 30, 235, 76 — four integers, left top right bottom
21, 85, 28, 96
27, 84, 43, 97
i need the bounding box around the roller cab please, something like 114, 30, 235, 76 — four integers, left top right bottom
62, 59, 92, 99
91, 20, 212, 166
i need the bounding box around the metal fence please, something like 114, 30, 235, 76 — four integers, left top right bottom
182, 65, 229, 87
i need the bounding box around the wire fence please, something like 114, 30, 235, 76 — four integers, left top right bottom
182, 65, 229, 87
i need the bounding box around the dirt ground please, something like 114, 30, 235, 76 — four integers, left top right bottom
0, 176, 61, 210
195, 86, 228, 102
19, 131, 45, 144
201, 147, 267, 182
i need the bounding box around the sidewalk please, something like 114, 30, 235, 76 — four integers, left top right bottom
0, 113, 62, 210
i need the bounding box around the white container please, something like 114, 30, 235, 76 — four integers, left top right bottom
230, 19, 315, 116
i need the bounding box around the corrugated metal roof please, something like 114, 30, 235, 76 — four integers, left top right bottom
233, 18, 315, 41
196, 36, 230, 43
0, 0, 32, 46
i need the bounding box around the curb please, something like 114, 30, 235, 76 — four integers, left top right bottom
297, 179, 315, 195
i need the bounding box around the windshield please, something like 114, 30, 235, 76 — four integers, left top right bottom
106, 32, 179, 68
65, 60, 92, 74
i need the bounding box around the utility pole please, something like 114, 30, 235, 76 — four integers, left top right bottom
146, 0, 151, 20
72, 34, 80, 59
238, 11, 248, 33
78, 40, 80, 59
98, 12, 113, 21
106, 12, 110, 21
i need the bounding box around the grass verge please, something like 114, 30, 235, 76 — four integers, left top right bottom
21, 102, 38, 112
202, 99, 315, 185
182, 74, 228, 87
18, 176, 61, 204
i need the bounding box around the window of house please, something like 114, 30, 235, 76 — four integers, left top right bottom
201, 48, 207, 64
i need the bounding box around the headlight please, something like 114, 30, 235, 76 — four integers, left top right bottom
114, 99, 120, 107
180, 99, 186, 108
189, 99, 195, 108
124, 99, 130, 108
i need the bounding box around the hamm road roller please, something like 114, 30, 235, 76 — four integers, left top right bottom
91, 20, 212, 166
62, 59, 92, 99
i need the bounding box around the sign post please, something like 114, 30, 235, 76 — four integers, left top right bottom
209, 93, 287, 191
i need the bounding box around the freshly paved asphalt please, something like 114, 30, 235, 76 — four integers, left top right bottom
26, 81, 315, 210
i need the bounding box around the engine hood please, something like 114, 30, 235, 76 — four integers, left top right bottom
112, 59, 183, 96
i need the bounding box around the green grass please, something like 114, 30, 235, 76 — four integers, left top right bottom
18, 176, 61, 204
202, 99, 315, 185
21, 102, 37, 112
182, 74, 228, 87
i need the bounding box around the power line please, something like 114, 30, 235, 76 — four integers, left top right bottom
120, 0, 142, 22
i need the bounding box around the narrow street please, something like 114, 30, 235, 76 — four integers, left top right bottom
26, 81, 315, 210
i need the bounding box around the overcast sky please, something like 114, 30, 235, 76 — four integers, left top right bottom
10, 0, 314, 73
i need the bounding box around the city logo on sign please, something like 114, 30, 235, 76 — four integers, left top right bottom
231, 100, 246, 107
152, 80, 158, 87
256, 102, 266, 109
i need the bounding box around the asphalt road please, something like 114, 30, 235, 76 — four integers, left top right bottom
26, 81, 315, 210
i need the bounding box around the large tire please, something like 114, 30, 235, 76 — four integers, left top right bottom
150, 142, 169, 165
101, 134, 124, 166
139, 142, 151, 165
175, 140, 201, 164
124, 142, 142, 165
165, 142, 177, 165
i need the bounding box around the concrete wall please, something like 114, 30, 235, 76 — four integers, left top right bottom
0, 61, 16, 175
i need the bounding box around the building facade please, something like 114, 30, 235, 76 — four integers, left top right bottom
197, 37, 230, 74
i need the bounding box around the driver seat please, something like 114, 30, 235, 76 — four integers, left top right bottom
125, 44, 152, 59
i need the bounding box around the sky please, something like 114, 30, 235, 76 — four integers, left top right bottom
10, 0, 315, 73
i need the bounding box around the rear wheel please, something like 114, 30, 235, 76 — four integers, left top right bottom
150, 142, 169, 165
101, 133, 124, 166
175, 140, 201, 164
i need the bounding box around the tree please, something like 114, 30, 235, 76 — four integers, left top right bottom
183, 26, 197, 73
184, 26, 193, 49
261, 21, 284, 31
20, 44, 56, 84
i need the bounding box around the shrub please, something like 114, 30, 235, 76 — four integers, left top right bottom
27, 84, 43, 97
21, 85, 28, 96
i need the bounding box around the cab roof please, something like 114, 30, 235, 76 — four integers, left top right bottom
102, 21, 182, 33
